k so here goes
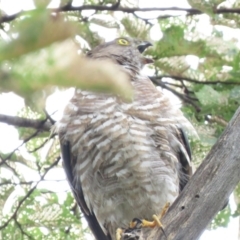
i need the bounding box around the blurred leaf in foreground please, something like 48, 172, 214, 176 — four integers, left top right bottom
0, 9, 77, 61
1, 40, 132, 108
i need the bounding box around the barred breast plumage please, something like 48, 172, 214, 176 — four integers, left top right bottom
57, 37, 192, 240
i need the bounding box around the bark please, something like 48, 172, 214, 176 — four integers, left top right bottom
140, 106, 240, 240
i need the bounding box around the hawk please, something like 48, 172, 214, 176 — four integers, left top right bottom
57, 37, 192, 240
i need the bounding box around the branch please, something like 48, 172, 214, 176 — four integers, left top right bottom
0, 114, 52, 131
59, 6, 201, 14
14, 218, 34, 240
139, 106, 240, 239
3, 4, 240, 24
0, 179, 65, 186
28, 137, 50, 153
0, 156, 61, 230
205, 115, 228, 127
151, 75, 240, 85
0, 12, 20, 23
0, 128, 45, 166
150, 77, 201, 112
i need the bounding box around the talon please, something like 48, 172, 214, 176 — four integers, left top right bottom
141, 215, 166, 236
138, 202, 170, 236
141, 215, 162, 228
116, 228, 123, 240
129, 218, 142, 229
141, 202, 170, 228
123, 202, 170, 238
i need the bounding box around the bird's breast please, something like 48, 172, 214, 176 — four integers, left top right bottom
58, 86, 181, 239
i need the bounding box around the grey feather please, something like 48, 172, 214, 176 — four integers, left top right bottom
57, 37, 193, 240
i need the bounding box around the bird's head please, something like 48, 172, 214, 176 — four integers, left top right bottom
87, 37, 153, 73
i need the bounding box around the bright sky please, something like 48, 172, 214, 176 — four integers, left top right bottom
0, 0, 239, 239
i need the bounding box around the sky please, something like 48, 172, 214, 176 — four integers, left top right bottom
0, 0, 239, 239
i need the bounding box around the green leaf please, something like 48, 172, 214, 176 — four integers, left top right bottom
230, 86, 240, 103
0, 9, 77, 61
1, 40, 133, 106
195, 85, 228, 107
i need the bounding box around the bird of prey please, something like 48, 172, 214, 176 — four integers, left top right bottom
57, 37, 192, 240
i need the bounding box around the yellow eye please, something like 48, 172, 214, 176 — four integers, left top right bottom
117, 38, 129, 46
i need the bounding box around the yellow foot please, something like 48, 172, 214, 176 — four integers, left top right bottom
129, 202, 170, 237
159, 201, 170, 219
120, 202, 170, 239
142, 202, 170, 228
116, 228, 123, 240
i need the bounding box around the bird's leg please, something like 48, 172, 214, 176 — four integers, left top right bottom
130, 202, 170, 234
143, 201, 170, 228
118, 202, 170, 239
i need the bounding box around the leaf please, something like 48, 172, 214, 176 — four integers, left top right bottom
90, 15, 120, 29
230, 86, 240, 103
151, 25, 207, 58
0, 9, 77, 61
121, 17, 150, 39
211, 205, 231, 229
33, 0, 52, 8
1, 40, 133, 106
195, 85, 228, 106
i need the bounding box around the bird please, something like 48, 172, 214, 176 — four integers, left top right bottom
56, 37, 193, 240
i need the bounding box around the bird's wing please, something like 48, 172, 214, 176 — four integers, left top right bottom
133, 75, 193, 192
153, 122, 192, 192
60, 141, 111, 240
175, 126, 192, 191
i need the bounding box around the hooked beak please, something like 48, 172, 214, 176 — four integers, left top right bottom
137, 41, 154, 65
137, 41, 153, 53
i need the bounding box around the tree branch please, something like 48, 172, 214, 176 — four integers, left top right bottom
0, 179, 65, 186
2, 5, 240, 24
0, 12, 20, 23
150, 77, 201, 112
59, 5, 201, 14
205, 115, 228, 127
0, 128, 46, 167
139, 106, 240, 240
0, 114, 52, 131
151, 75, 240, 85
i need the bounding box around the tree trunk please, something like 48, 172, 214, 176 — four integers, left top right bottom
140, 106, 240, 240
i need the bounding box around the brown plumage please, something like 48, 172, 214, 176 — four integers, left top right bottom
57, 37, 193, 240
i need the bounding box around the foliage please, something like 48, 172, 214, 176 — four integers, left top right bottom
0, 0, 240, 239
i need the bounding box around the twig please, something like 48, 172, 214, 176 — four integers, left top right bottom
205, 115, 228, 127
163, 82, 184, 88
59, 6, 199, 13
28, 137, 50, 153
111, 0, 121, 9
0, 181, 34, 186
151, 77, 201, 112
44, 109, 56, 125
0, 114, 52, 131
0, 179, 66, 187
132, 12, 154, 26
0, 157, 61, 230
0, 129, 43, 167
0, 12, 20, 24
0, 112, 55, 166
14, 218, 34, 240
151, 75, 240, 85
3, 5, 240, 24
3, 161, 19, 176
